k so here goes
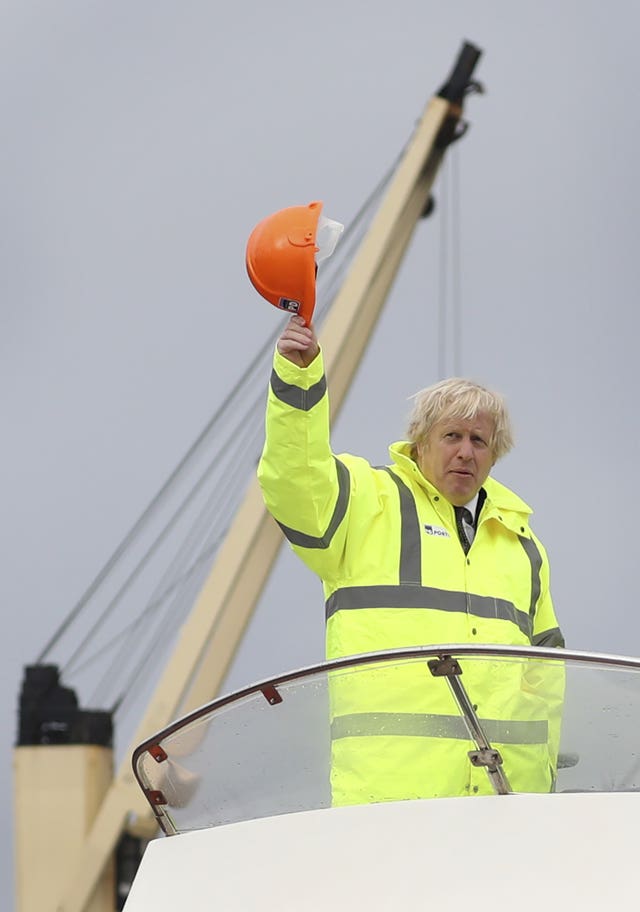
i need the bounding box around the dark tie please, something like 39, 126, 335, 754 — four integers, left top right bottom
454, 506, 474, 554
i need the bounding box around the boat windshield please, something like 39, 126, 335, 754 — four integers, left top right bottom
132, 646, 640, 835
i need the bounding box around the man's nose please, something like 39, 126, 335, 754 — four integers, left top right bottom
457, 437, 474, 459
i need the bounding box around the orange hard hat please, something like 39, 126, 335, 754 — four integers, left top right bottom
245, 201, 323, 325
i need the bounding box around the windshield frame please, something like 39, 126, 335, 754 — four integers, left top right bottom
133, 644, 640, 755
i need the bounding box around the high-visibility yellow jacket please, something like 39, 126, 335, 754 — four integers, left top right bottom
258, 348, 565, 802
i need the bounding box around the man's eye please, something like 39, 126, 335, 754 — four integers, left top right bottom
473, 437, 487, 447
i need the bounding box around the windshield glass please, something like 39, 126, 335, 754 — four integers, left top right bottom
132, 647, 640, 834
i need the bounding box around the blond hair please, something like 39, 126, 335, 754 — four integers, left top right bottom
407, 377, 514, 462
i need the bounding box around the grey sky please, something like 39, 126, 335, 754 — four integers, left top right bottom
4, 1, 640, 905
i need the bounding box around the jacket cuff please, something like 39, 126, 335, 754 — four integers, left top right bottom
273, 346, 324, 389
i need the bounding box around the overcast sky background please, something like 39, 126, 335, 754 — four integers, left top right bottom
3, 1, 640, 905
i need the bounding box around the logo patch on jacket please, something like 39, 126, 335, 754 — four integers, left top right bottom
424, 524, 450, 538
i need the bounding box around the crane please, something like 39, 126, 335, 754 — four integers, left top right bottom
13, 40, 483, 912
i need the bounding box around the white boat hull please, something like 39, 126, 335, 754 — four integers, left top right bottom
124, 792, 638, 909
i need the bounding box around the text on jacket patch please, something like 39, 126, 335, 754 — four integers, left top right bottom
423, 525, 450, 538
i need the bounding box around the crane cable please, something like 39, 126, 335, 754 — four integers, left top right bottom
108, 193, 384, 716
105, 193, 383, 716
35, 152, 400, 716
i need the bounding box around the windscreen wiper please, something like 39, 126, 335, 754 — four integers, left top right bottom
428, 655, 511, 795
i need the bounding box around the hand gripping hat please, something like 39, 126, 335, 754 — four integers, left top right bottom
245, 201, 343, 325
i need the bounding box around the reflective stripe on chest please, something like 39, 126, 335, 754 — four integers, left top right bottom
324, 467, 540, 640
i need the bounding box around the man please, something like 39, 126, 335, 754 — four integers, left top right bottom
258, 315, 564, 803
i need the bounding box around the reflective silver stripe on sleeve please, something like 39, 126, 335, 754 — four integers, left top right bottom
325, 584, 532, 640
277, 458, 350, 549
378, 467, 421, 584
270, 369, 327, 411
331, 712, 548, 744
533, 627, 565, 648
518, 534, 542, 620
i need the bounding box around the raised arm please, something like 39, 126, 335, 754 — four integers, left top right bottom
257, 317, 351, 581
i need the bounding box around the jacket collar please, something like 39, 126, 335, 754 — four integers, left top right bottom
388, 440, 533, 522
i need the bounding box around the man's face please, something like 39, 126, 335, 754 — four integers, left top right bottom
416, 413, 495, 506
